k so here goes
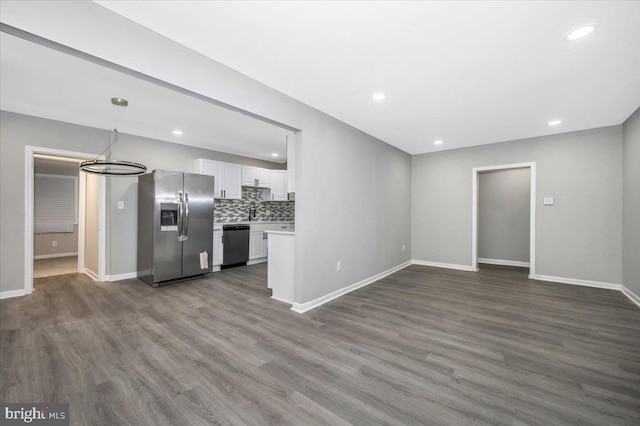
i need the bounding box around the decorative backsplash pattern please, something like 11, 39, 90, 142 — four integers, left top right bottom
215, 187, 295, 223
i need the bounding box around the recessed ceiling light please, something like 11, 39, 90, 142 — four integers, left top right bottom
172, 130, 183, 135
271, 153, 279, 157
566, 24, 596, 41
547, 120, 562, 126
434, 140, 443, 145
372, 93, 386, 101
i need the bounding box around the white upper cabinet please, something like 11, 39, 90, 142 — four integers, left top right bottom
270, 170, 288, 201
221, 163, 242, 199
242, 166, 271, 187
193, 159, 242, 199
257, 168, 271, 187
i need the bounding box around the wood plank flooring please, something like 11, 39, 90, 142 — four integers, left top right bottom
1, 263, 639, 425
33, 255, 77, 278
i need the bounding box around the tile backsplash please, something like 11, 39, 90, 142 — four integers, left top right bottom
215, 187, 294, 223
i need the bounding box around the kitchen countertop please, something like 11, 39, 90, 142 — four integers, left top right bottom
215, 221, 294, 225
264, 230, 295, 236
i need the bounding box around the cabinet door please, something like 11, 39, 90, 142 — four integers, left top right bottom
198, 160, 222, 198
271, 171, 287, 201
242, 166, 258, 186
249, 231, 265, 260
262, 233, 268, 258
222, 163, 242, 199
212, 234, 223, 266
257, 168, 271, 187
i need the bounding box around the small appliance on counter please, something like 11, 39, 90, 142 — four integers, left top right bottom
137, 170, 215, 287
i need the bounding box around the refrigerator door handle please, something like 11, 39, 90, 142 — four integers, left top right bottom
177, 191, 186, 241
184, 192, 190, 239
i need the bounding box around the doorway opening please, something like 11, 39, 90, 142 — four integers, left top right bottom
33, 155, 80, 278
471, 162, 536, 276
25, 146, 107, 294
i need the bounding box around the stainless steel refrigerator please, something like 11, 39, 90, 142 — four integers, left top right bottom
137, 170, 214, 287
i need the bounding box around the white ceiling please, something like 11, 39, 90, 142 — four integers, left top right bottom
95, 0, 640, 154
0, 33, 291, 163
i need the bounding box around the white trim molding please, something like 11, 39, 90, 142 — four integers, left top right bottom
271, 295, 292, 304
33, 252, 78, 260
621, 286, 640, 308
478, 258, 530, 268
291, 261, 412, 314
0, 289, 27, 300
412, 260, 474, 271
106, 272, 138, 282
247, 258, 267, 266
529, 274, 621, 290
471, 162, 536, 277
84, 268, 99, 282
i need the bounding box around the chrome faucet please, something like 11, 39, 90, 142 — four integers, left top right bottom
249, 202, 257, 221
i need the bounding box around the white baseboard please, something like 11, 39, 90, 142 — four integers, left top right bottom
247, 258, 267, 266
271, 295, 293, 304
412, 260, 474, 271
291, 260, 412, 314
107, 272, 137, 282
0, 289, 26, 299
478, 258, 530, 268
621, 285, 640, 308
211, 265, 221, 272
33, 252, 78, 260
529, 274, 621, 290
84, 268, 98, 282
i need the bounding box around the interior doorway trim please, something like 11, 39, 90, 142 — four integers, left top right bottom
471, 162, 536, 276
25, 146, 107, 294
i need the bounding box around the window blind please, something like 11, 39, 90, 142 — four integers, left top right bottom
34, 174, 78, 234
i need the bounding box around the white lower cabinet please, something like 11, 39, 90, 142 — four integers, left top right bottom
213, 226, 223, 267
248, 223, 291, 262
249, 231, 266, 260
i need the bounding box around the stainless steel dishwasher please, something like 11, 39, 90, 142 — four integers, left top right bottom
222, 225, 250, 267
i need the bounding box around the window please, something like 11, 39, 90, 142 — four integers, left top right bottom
34, 174, 78, 233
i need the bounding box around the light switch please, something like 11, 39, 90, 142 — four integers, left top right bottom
543, 197, 554, 206
117, 201, 125, 210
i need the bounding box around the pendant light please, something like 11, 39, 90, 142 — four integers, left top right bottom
80, 97, 147, 176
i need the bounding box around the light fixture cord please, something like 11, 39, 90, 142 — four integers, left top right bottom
92, 129, 118, 161
91, 104, 123, 161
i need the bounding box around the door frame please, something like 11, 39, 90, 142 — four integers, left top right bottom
25, 146, 107, 294
471, 162, 536, 276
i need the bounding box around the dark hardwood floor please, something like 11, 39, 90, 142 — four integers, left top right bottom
1, 263, 639, 425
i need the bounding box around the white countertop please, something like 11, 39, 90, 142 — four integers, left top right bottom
265, 230, 295, 236
216, 221, 294, 225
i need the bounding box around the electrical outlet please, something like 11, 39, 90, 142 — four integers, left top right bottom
52, 241, 58, 247
337, 261, 342, 272
402, 244, 405, 252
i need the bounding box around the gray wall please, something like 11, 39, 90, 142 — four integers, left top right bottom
478, 168, 530, 263
0, 111, 291, 291
412, 126, 623, 284
623, 107, 640, 296
34, 225, 78, 257
85, 174, 99, 276
294, 113, 412, 303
